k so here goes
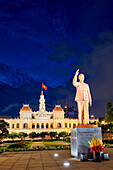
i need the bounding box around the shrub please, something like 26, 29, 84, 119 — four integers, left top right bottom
4, 141, 32, 151
65, 137, 70, 143
103, 139, 113, 144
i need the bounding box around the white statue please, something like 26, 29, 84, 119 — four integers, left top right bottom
73, 69, 92, 125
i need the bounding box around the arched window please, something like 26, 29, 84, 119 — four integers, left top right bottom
73, 123, 76, 128
69, 123, 71, 128
41, 123, 44, 128
23, 123, 28, 129
50, 123, 53, 128
46, 123, 48, 128
16, 123, 19, 128
37, 123, 39, 128
12, 124, 14, 128
65, 123, 67, 128
32, 123, 35, 129
57, 123, 61, 128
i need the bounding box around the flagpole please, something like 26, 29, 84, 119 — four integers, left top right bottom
42, 82, 43, 92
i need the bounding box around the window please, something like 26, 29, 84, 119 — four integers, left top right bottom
32, 115, 35, 119
41, 123, 44, 128
32, 124, 35, 128
65, 123, 67, 128
37, 123, 39, 128
51, 123, 53, 128
12, 124, 14, 128
69, 123, 71, 128
16, 123, 19, 128
57, 123, 61, 128
73, 123, 76, 128
23, 123, 28, 129
46, 123, 48, 128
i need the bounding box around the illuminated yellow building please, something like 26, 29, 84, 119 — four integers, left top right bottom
0, 91, 98, 134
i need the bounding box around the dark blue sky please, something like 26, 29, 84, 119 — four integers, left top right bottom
0, 0, 113, 117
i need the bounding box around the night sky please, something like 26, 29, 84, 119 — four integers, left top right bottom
0, 0, 113, 118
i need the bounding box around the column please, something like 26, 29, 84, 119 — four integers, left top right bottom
44, 123, 46, 129
15, 122, 16, 129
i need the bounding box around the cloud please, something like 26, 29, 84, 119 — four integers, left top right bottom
0, 62, 33, 87
2, 104, 18, 112
47, 40, 77, 63
73, 30, 113, 115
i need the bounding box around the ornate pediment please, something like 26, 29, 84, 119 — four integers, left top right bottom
35, 111, 50, 119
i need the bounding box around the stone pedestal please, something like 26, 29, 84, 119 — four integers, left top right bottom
71, 126, 102, 159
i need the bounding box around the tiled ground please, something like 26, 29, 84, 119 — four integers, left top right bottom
0, 148, 113, 170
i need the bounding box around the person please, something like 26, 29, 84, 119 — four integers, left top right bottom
72, 69, 92, 125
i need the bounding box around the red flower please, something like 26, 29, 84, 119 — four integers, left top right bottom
90, 144, 105, 152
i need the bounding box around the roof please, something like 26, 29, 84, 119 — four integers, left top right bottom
20, 104, 32, 112
54, 105, 63, 112
0, 116, 12, 119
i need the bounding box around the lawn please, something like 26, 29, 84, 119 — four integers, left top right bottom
43, 142, 62, 147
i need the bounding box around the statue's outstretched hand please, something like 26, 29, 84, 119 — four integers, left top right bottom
90, 101, 92, 107
75, 69, 79, 76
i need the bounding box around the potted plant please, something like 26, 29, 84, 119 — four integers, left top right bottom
88, 136, 105, 161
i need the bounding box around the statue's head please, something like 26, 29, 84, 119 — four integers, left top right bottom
79, 74, 84, 82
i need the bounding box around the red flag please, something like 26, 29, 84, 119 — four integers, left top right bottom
42, 83, 47, 90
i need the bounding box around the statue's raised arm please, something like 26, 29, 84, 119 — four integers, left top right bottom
73, 69, 79, 87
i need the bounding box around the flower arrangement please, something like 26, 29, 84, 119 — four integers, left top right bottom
88, 136, 105, 152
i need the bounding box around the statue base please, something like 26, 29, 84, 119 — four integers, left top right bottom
71, 127, 102, 159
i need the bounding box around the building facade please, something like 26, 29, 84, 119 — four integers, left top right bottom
0, 91, 98, 134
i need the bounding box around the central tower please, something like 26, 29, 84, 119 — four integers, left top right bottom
39, 90, 46, 112
38, 90, 50, 118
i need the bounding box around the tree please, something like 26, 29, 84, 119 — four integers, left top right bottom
0, 120, 9, 141
58, 131, 68, 139
105, 101, 113, 122
18, 132, 28, 140
40, 132, 48, 139
98, 123, 113, 139
29, 132, 37, 140
8, 132, 18, 140
49, 132, 57, 139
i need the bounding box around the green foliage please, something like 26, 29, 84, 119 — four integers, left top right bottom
65, 137, 70, 143
105, 101, 112, 110
49, 132, 57, 138
105, 101, 113, 122
29, 132, 37, 139
1, 140, 71, 153
4, 141, 32, 151
103, 139, 113, 144
18, 132, 27, 140
43, 142, 62, 147
98, 123, 113, 139
58, 131, 68, 137
8, 132, 18, 140
97, 122, 102, 127
0, 120, 9, 140
40, 132, 49, 139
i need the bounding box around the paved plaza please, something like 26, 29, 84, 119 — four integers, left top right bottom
0, 148, 113, 170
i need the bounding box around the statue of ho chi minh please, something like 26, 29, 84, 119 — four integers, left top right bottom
72, 69, 92, 125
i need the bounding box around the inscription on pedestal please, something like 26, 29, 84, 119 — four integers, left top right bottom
71, 127, 102, 159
